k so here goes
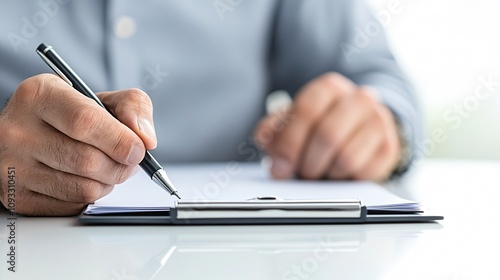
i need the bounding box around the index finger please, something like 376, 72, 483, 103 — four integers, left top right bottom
32, 75, 146, 166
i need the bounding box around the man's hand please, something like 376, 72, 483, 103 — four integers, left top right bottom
0, 74, 157, 216
254, 73, 402, 181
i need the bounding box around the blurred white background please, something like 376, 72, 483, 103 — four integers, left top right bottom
368, 0, 500, 159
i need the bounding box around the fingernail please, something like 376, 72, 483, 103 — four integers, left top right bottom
271, 157, 293, 179
138, 118, 157, 144
127, 144, 144, 165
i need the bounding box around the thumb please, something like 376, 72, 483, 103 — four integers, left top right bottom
97, 88, 157, 150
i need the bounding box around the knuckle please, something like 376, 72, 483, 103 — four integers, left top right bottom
130, 88, 151, 100
0, 159, 19, 208
316, 123, 340, 148
383, 140, 399, 162
126, 88, 152, 107
7, 189, 34, 215
67, 105, 101, 140
294, 101, 319, 124
372, 109, 391, 132
0, 122, 24, 147
15, 75, 44, 104
377, 105, 396, 125
114, 89, 153, 118
8, 201, 27, 215
14, 74, 57, 105
368, 112, 385, 130
70, 146, 102, 176
115, 165, 134, 184
356, 88, 378, 107
75, 180, 105, 203
112, 131, 136, 161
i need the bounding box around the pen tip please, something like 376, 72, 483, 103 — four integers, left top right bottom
173, 193, 181, 200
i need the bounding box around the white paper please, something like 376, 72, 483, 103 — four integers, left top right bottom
85, 163, 419, 214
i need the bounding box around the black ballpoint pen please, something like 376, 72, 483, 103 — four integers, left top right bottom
36, 43, 181, 199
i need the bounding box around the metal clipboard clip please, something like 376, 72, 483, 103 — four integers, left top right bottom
172, 197, 366, 222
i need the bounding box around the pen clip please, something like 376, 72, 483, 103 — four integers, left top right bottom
36, 46, 73, 87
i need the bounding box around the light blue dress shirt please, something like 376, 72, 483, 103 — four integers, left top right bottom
0, 0, 421, 167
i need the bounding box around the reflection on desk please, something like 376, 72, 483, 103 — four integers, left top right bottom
1, 160, 500, 280
0, 216, 439, 280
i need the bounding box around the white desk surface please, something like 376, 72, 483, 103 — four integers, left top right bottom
1, 159, 499, 280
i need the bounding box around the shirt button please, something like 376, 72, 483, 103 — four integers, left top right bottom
115, 16, 136, 39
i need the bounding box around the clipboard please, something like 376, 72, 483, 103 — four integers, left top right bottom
78, 197, 443, 225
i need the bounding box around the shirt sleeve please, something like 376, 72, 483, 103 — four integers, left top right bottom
268, 0, 423, 174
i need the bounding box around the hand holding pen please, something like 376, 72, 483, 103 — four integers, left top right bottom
37, 44, 180, 199
0, 43, 178, 216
